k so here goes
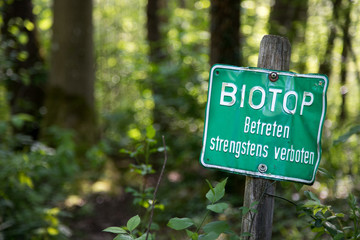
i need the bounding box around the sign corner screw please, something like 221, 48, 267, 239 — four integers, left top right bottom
269, 72, 278, 82
258, 164, 268, 173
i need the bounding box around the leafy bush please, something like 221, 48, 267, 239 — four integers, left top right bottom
104, 178, 244, 240
0, 120, 78, 240
104, 171, 360, 240
298, 191, 360, 239
167, 178, 242, 240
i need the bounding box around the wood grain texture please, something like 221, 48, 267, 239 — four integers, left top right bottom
241, 35, 291, 240
257, 35, 291, 71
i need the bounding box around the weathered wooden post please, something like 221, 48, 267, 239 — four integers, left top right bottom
241, 35, 291, 240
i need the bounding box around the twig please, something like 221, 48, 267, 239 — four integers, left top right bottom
196, 210, 210, 234
145, 135, 168, 240
265, 192, 297, 207
265, 192, 318, 221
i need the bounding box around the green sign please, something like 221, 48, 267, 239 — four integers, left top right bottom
200, 65, 328, 184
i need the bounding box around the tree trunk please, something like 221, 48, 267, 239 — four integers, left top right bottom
146, 0, 169, 133
44, 0, 97, 149
269, 0, 308, 44
1, 0, 46, 141
241, 35, 291, 240
339, 2, 352, 121
210, 0, 241, 66
268, 0, 307, 72
147, 0, 167, 63
319, 0, 342, 78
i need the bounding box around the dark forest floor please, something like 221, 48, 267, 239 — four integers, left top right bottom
67, 193, 134, 240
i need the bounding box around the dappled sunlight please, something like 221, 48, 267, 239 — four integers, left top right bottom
167, 171, 182, 183
335, 176, 354, 199
1, 0, 360, 239
92, 180, 112, 193
65, 195, 86, 208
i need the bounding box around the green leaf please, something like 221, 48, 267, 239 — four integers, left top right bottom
333, 233, 345, 240
150, 222, 160, 231
348, 193, 357, 207
304, 191, 320, 204
207, 202, 229, 213
11, 113, 34, 129
294, 183, 304, 191
127, 215, 141, 232
119, 149, 132, 155
335, 213, 344, 218
334, 125, 360, 144
125, 187, 139, 195
146, 125, 156, 139
240, 206, 248, 215
241, 232, 252, 237
198, 232, 220, 240
303, 200, 320, 208
318, 168, 334, 180
313, 206, 325, 215
205, 179, 215, 195
250, 201, 259, 208
205, 178, 227, 203
103, 227, 127, 234
229, 235, 240, 240
203, 221, 230, 235
324, 221, 341, 237
167, 217, 194, 230
114, 234, 134, 240
326, 216, 337, 221
311, 226, 324, 233
131, 164, 154, 176
250, 208, 258, 213
186, 229, 199, 240
135, 234, 152, 240
314, 219, 323, 228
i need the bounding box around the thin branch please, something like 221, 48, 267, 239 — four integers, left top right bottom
265, 192, 297, 207
145, 135, 168, 240
346, 33, 360, 95
196, 210, 210, 234
265, 192, 318, 221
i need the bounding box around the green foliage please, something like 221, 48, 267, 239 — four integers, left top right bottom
104, 178, 241, 240
206, 202, 229, 213
105, 128, 165, 239
0, 120, 79, 239
334, 125, 360, 145
296, 191, 360, 239
105, 176, 360, 240
10, 113, 34, 129
167, 178, 241, 240
103, 215, 151, 240
1, 0, 360, 239
205, 178, 226, 203
167, 218, 194, 230
121, 126, 165, 212
239, 201, 259, 216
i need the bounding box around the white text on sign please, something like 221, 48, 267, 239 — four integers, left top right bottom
219, 82, 314, 115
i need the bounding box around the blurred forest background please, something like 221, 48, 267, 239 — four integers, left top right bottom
0, 0, 360, 239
